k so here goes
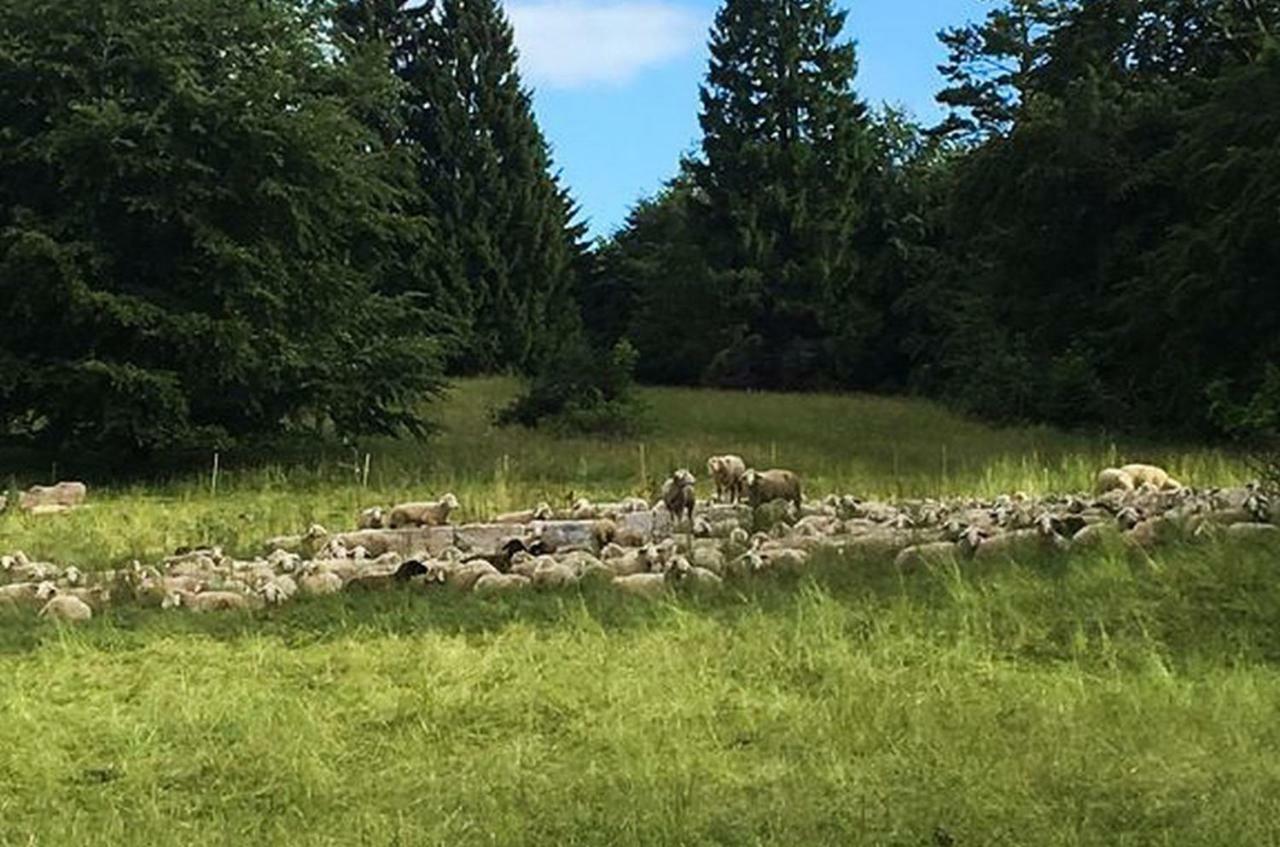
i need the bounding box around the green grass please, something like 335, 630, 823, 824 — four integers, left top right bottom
0, 380, 1274, 845
0, 378, 1247, 570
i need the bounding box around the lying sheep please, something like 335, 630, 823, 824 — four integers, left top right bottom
358, 507, 386, 530
18, 481, 88, 512
388, 494, 459, 529
474, 573, 531, 595
706, 455, 747, 504
298, 570, 344, 596
742, 469, 802, 510
1120, 464, 1184, 492
163, 590, 262, 613
39, 594, 93, 622
0, 582, 42, 608
661, 470, 697, 525
1096, 468, 1136, 494
495, 503, 553, 524
613, 573, 668, 599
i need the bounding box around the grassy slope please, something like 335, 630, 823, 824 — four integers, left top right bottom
1, 381, 1275, 845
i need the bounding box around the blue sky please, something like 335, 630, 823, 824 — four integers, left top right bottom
505, 0, 985, 239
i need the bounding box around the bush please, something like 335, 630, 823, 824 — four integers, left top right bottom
494, 339, 647, 437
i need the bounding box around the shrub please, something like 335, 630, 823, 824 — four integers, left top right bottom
495, 339, 647, 437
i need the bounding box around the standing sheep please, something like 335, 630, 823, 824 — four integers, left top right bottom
661, 470, 697, 526
388, 494, 460, 529
742, 469, 803, 510
706, 455, 747, 504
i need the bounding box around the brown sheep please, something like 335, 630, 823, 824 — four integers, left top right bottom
742, 469, 802, 510
661, 470, 697, 525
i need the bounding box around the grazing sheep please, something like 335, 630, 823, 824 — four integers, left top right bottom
661, 470, 697, 526
742, 469, 802, 510
1120, 464, 1183, 492
388, 494, 459, 529
474, 573, 531, 596
706, 455, 748, 504
39, 594, 92, 623
1096, 468, 1136, 494
358, 507, 386, 530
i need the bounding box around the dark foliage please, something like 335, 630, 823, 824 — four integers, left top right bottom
494, 339, 646, 437
0, 0, 447, 453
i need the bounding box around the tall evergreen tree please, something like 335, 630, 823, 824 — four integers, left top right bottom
338, 0, 587, 374
0, 0, 446, 453
691, 0, 875, 389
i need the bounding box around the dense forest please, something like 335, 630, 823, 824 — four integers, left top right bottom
2, 0, 1277, 452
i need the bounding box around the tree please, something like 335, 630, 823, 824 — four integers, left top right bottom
0, 0, 447, 452
339, 0, 587, 374
691, 0, 876, 389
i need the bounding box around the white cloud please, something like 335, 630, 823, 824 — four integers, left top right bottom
507, 1, 705, 89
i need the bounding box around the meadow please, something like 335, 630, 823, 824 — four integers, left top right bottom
1, 380, 1276, 846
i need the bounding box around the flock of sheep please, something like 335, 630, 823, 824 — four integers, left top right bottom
1, 456, 1276, 624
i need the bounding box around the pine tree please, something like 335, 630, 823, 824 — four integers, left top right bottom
340, 0, 587, 374
692, 0, 874, 389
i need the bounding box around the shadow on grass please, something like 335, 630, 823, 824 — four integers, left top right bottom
3, 537, 1278, 670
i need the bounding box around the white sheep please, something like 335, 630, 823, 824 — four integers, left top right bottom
1120, 464, 1184, 492
358, 507, 386, 530
163, 590, 262, 613
474, 573, 531, 595
388, 494, 460, 529
1096, 468, 1136, 494
706, 455, 747, 504
613, 573, 668, 599
298, 570, 344, 596
39, 594, 93, 623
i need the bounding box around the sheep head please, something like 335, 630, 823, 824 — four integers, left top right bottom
35, 581, 58, 601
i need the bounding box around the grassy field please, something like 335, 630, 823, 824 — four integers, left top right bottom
1, 380, 1276, 845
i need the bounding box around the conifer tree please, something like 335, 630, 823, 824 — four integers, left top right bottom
691, 0, 875, 388
340, 0, 587, 373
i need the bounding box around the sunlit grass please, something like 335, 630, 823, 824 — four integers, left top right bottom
0, 380, 1271, 845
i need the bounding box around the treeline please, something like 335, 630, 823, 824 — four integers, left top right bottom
585, 0, 1280, 438
0, 0, 583, 452
3, 0, 1277, 454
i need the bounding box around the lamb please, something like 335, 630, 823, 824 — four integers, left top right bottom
444, 560, 499, 591
1120, 464, 1184, 492
388, 494, 459, 529
39, 594, 93, 623
660, 470, 697, 526
742, 469, 803, 510
706, 455, 748, 504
